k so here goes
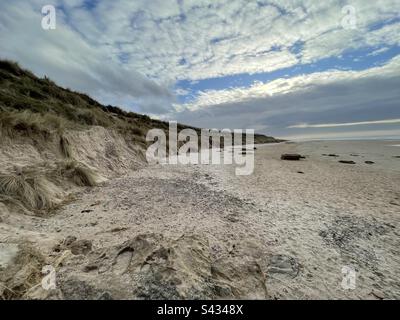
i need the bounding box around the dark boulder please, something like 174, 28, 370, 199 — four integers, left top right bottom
281, 154, 303, 161
338, 160, 356, 164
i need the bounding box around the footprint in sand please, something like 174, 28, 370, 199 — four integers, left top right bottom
113, 247, 134, 275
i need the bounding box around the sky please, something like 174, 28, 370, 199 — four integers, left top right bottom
1, 0, 400, 140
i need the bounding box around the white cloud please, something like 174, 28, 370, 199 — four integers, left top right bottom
0, 0, 174, 113
288, 118, 400, 128
367, 47, 390, 56
172, 55, 400, 137
281, 129, 400, 141
178, 54, 400, 111
47, 0, 400, 82
1, 0, 400, 130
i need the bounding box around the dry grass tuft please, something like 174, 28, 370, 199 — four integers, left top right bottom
0, 244, 45, 300
0, 110, 65, 138
59, 135, 72, 158
59, 160, 97, 187
0, 172, 56, 212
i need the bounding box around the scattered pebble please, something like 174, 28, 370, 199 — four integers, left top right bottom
81, 209, 94, 213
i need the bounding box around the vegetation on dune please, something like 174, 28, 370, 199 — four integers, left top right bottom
0, 59, 169, 141
0, 171, 56, 212
0, 110, 66, 138
59, 135, 72, 158
0, 161, 98, 214
58, 160, 98, 187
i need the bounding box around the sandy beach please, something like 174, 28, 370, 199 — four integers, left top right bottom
1, 140, 399, 299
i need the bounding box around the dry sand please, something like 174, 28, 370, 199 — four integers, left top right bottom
1, 140, 399, 299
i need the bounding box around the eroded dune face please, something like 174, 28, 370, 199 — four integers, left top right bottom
0, 126, 146, 216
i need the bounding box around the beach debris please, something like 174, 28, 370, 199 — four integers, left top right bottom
319, 215, 392, 268
90, 201, 101, 207
322, 153, 339, 157
393, 156, 400, 159
297, 171, 304, 174
281, 154, 303, 161
338, 160, 356, 164
81, 209, 93, 213
365, 161, 375, 164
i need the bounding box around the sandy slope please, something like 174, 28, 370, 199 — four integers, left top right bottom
1, 141, 399, 299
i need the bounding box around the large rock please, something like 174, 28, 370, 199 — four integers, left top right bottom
281, 154, 303, 161
338, 160, 356, 164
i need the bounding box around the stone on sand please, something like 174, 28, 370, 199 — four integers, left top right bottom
281, 154, 303, 161
338, 160, 356, 164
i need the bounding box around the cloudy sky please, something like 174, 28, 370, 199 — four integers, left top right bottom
1, 0, 400, 140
